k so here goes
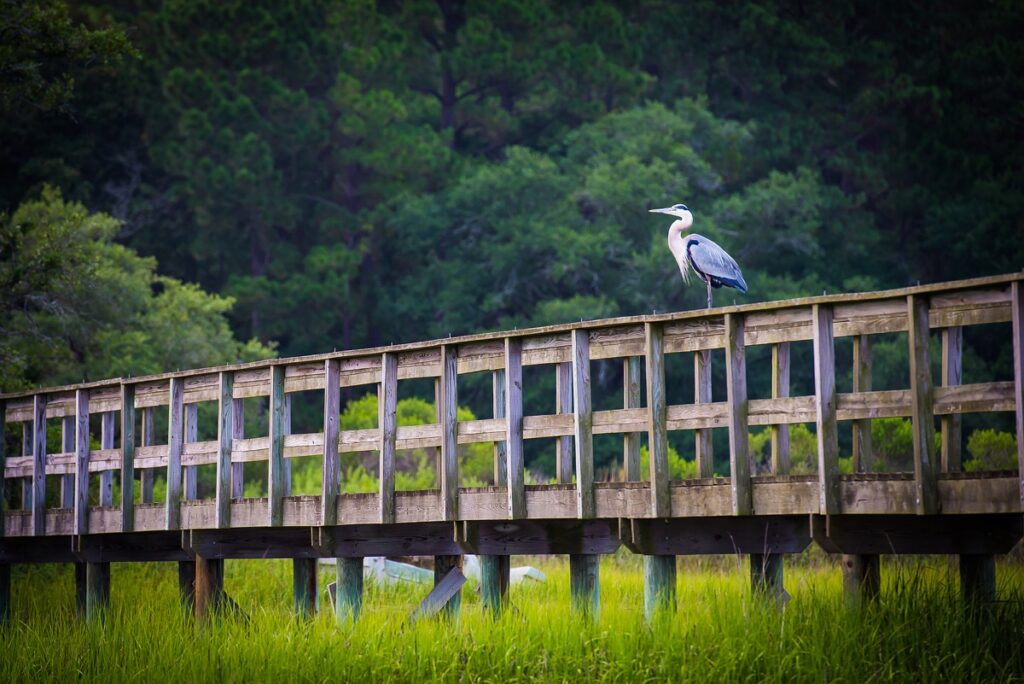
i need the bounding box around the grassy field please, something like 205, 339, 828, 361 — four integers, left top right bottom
3, 554, 1023, 682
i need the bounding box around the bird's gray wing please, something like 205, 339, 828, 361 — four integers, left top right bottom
686, 235, 748, 293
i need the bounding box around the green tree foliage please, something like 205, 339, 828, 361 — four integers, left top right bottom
964, 430, 1018, 473
0, 187, 273, 389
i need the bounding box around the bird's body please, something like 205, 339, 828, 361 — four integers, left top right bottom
651, 204, 747, 308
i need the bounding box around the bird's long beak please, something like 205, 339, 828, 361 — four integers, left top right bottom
649, 207, 675, 215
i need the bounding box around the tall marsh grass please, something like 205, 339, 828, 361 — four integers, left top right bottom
3, 554, 1023, 682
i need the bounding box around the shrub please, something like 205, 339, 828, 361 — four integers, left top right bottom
964, 429, 1018, 472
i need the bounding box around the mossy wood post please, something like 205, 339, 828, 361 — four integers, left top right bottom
725, 314, 751, 516
480, 554, 510, 616
941, 327, 963, 472
215, 373, 233, 529
231, 398, 245, 499
960, 554, 996, 604
75, 562, 87, 615
179, 556, 196, 612
0, 562, 10, 625
60, 416, 75, 508
643, 322, 675, 620
570, 554, 599, 619
750, 553, 784, 600
183, 403, 198, 502
140, 407, 155, 503
21, 422, 32, 511
379, 353, 398, 525
555, 362, 574, 483
694, 350, 714, 478
643, 556, 676, 622
505, 338, 525, 519
1012, 281, 1024, 509
293, 558, 318, 617
268, 365, 286, 527
843, 336, 880, 603
85, 561, 110, 625
321, 359, 341, 526
908, 295, 938, 515
73, 390, 89, 536
492, 369, 507, 486
31, 394, 47, 535
166, 378, 184, 530
282, 394, 292, 497
623, 356, 642, 482
812, 305, 840, 515
120, 383, 136, 532
194, 555, 224, 620
439, 345, 459, 521
335, 556, 364, 623
434, 554, 462, 618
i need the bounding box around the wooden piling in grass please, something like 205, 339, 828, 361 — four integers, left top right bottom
179, 560, 196, 612
643, 556, 675, 622
194, 556, 224, 620
959, 554, 996, 604
570, 554, 599, 619
293, 558, 318, 617
480, 554, 510, 616
0, 563, 9, 624
75, 562, 87, 616
841, 553, 880, 605
434, 555, 462, 618
85, 562, 110, 624
750, 553, 785, 604
335, 557, 364, 623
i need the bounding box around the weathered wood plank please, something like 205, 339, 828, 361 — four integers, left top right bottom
852, 335, 873, 472
623, 357, 642, 482
120, 384, 136, 532
1013, 281, 1024, 508
60, 416, 75, 508
770, 343, 791, 475
439, 345, 459, 520
321, 360, 341, 526
555, 362, 574, 483
140, 407, 155, 504
73, 391, 89, 536
215, 373, 233, 529
0, 399, 5, 537
183, 404, 198, 502
646, 323, 670, 517
908, 294, 938, 515
725, 314, 751, 516
694, 350, 714, 478
379, 353, 398, 525
492, 369, 507, 486
30, 395, 47, 534
505, 338, 525, 519
99, 411, 115, 506
166, 378, 184, 530
268, 366, 286, 527
812, 304, 840, 515
941, 326, 963, 472
412, 563, 465, 622
231, 399, 244, 500
572, 330, 595, 519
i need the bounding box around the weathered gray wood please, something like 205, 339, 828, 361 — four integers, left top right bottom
99, 411, 115, 507
555, 362, 574, 483
140, 407, 155, 504
85, 562, 110, 624
851, 336, 873, 472
842, 553, 880, 604
439, 346, 459, 520
725, 314, 751, 516
750, 553, 787, 605
166, 378, 184, 530
0, 399, 5, 536
413, 555, 463, 620
231, 398, 245, 499
694, 350, 714, 478
73, 391, 88, 536
21, 421, 32, 511
293, 557, 318, 617
492, 369, 507, 486
814, 513, 1022, 554
646, 323, 670, 517
282, 393, 292, 497
569, 553, 599, 618
178, 560, 195, 612
812, 305, 840, 515
215, 372, 234, 528
31, 394, 47, 535
321, 360, 340, 525
623, 357, 642, 482
941, 327, 963, 472
643, 555, 676, 622
572, 330, 595, 519
907, 295, 938, 515
120, 384, 136, 532
183, 403, 198, 501
1012, 281, 1024, 508
334, 556, 364, 623
770, 343, 791, 475
194, 555, 224, 620
505, 338, 526, 519
379, 353, 398, 524
60, 416, 75, 508
480, 554, 510, 615
959, 554, 996, 604
268, 365, 286, 526
626, 516, 811, 555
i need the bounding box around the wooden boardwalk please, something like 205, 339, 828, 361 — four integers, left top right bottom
2, 272, 1023, 621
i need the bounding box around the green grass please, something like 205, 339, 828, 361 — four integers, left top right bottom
3, 555, 1023, 682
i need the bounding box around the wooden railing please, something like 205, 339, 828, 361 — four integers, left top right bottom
2, 272, 1023, 539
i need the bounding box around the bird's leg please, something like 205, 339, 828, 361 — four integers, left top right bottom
706, 282, 713, 309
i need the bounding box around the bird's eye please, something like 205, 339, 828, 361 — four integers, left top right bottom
681, 204, 689, 211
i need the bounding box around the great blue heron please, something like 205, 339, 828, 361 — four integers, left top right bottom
650, 203, 748, 308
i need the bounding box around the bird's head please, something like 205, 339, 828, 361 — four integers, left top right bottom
649, 203, 693, 230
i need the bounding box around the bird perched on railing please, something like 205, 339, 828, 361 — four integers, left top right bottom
649, 203, 748, 308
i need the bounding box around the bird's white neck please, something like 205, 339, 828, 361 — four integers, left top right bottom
667, 219, 692, 283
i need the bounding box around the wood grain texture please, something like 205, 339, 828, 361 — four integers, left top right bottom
770, 343, 791, 475
120, 384, 136, 532
941, 327, 963, 472
99, 411, 115, 506
439, 345, 459, 520
852, 336, 873, 472
623, 357, 642, 482
31, 395, 47, 535
812, 305, 840, 515
504, 338, 525, 519
183, 403, 198, 502
908, 295, 938, 515
321, 360, 340, 525
1013, 281, 1024, 508
569, 553, 599, 618
379, 353, 398, 524
215, 373, 234, 529
166, 378, 184, 530
725, 314, 751, 515
60, 416, 74, 508
140, 407, 155, 504
73, 391, 88, 535
645, 323, 670, 517
555, 362, 574, 483
492, 369, 507, 486
694, 350, 714, 478
268, 365, 286, 526
0, 400, 5, 537
572, 329, 595, 519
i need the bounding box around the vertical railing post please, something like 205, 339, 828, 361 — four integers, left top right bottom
140, 407, 155, 504
121, 384, 136, 532
941, 327, 963, 472
492, 369, 507, 486
907, 295, 938, 515
100, 411, 115, 507
694, 350, 714, 478
724, 314, 751, 516
770, 343, 791, 474
283, 393, 293, 497
60, 416, 75, 508
166, 378, 184, 530
183, 404, 198, 502
0, 400, 6, 625
645, 323, 669, 517
31, 394, 47, 535
73, 390, 89, 536
1013, 281, 1024, 509
571, 329, 594, 518
851, 336, 873, 472
812, 305, 840, 515
439, 345, 459, 520
623, 357, 642, 481
215, 372, 234, 529
21, 422, 32, 510
231, 398, 245, 500
268, 365, 286, 526
505, 338, 525, 519
555, 362, 574, 484
293, 557, 318, 617
321, 360, 341, 526
379, 353, 398, 525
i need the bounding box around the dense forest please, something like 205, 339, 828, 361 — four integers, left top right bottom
2, 0, 1021, 478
